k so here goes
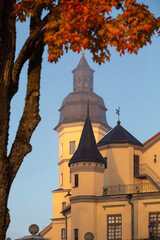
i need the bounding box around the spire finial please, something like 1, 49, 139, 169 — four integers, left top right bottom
82, 47, 85, 56
116, 107, 120, 125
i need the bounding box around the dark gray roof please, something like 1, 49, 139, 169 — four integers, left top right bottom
72, 55, 94, 73
69, 107, 105, 166
97, 121, 143, 147
55, 56, 111, 131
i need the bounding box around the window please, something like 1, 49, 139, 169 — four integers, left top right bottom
74, 229, 78, 240
60, 143, 63, 157
60, 173, 63, 186
70, 171, 71, 183
62, 202, 66, 210
61, 228, 65, 239
107, 214, 122, 240
134, 155, 139, 177
74, 174, 78, 188
149, 212, 160, 238
104, 157, 107, 168
70, 141, 76, 154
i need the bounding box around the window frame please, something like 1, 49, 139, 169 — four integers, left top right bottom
149, 211, 160, 239
74, 228, 78, 240
74, 174, 79, 188
60, 173, 63, 186
104, 157, 107, 168
107, 214, 122, 240
60, 143, 63, 157
61, 228, 66, 239
62, 202, 66, 211
70, 141, 76, 154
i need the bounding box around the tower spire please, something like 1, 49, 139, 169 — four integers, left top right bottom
82, 47, 85, 56
72, 55, 94, 93
69, 105, 105, 166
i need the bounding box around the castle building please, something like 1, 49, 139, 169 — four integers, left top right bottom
40, 56, 160, 240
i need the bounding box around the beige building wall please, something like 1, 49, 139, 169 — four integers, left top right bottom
71, 201, 97, 240
52, 189, 70, 219
137, 196, 160, 239
66, 212, 71, 240
97, 200, 131, 240
70, 163, 105, 196
51, 219, 65, 240
142, 136, 160, 177
100, 144, 136, 186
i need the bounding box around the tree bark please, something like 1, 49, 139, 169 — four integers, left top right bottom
0, 0, 16, 239
9, 14, 44, 182
0, 3, 44, 239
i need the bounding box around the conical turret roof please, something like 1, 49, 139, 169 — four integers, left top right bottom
97, 121, 143, 147
69, 105, 105, 166
72, 55, 94, 72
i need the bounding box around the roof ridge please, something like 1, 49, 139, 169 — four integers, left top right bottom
143, 131, 160, 145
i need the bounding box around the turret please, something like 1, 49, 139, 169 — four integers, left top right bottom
68, 104, 105, 240
69, 104, 106, 196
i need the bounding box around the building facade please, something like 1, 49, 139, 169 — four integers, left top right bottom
40, 56, 160, 240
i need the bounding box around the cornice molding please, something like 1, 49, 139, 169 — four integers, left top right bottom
52, 217, 65, 221
103, 204, 126, 209
52, 188, 71, 193
70, 192, 160, 204
143, 201, 160, 206
70, 164, 105, 173
58, 159, 70, 166
98, 143, 143, 151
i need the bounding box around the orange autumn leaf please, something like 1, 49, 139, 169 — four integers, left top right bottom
14, 0, 160, 64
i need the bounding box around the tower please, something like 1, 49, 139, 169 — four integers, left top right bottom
68, 105, 105, 240
54, 54, 110, 190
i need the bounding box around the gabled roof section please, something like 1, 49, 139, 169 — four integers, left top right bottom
38, 222, 52, 237
143, 131, 160, 145
143, 131, 160, 152
97, 121, 143, 147
69, 104, 105, 166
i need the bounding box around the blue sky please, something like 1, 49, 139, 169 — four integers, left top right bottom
7, 1, 160, 239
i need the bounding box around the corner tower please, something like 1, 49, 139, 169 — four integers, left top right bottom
55, 55, 110, 190
69, 106, 105, 240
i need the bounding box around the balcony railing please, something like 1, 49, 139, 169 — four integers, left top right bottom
103, 182, 160, 196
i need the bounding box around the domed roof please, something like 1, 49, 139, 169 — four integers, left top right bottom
55, 55, 111, 131
97, 121, 143, 147
69, 105, 105, 166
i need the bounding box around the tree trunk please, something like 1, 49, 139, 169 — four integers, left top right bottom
0, 2, 44, 239
0, 0, 16, 239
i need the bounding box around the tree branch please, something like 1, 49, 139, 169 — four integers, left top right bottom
9, 33, 44, 182
11, 11, 51, 97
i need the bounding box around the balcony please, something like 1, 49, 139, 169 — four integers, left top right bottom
103, 182, 160, 196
